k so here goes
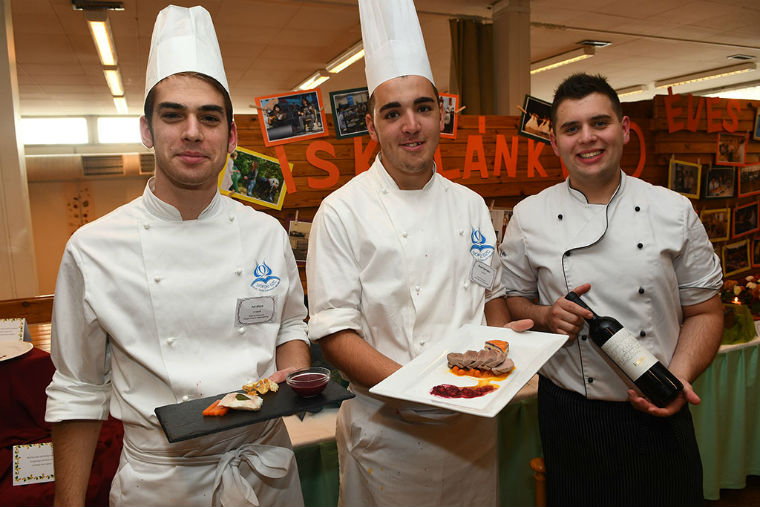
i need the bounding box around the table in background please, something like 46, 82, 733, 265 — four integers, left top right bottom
692, 334, 760, 500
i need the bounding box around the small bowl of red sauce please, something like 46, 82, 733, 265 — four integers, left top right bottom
286, 367, 330, 398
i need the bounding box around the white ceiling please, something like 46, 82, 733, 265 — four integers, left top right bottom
10, 0, 760, 118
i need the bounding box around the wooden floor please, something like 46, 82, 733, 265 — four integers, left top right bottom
705, 476, 760, 506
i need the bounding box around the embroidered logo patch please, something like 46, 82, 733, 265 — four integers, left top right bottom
251, 261, 280, 291
469, 227, 494, 261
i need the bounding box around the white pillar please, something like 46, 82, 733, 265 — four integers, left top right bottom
0, 0, 39, 298
493, 0, 531, 115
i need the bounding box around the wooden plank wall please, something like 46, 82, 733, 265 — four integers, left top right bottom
652, 95, 760, 280
234, 96, 760, 286
234, 102, 659, 289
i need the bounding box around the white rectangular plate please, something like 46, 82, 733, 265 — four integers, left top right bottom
369, 324, 567, 418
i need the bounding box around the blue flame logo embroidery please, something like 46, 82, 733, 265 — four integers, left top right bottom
251, 261, 280, 291
469, 227, 494, 261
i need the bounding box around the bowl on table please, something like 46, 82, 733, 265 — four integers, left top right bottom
286, 367, 330, 398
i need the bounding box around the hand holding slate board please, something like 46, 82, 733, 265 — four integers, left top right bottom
155, 380, 353, 443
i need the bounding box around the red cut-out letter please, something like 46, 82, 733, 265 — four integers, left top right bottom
629, 121, 646, 178
493, 135, 518, 178
723, 99, 741, 132
527, 140, 548, 178
462, 135, 489, 179
306, 141, 339, 190
436, 147, 460, 180
706, 97, 722, 133
685, 94, 703, 132
274, 146, 297, 194
664, 91, 684, 133
353, 137, 378, 175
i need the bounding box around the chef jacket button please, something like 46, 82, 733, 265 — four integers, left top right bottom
415, 285, 421, 292
635, 206, 641, 212
182, 395, 190, 402
154, 276, 162, 283
382, 188, 388, 195
458, 229, 464, 236
637, 242, 643, 249
638, 287, 645, 294
558, 214, 563, 220
420, 339, 426, 346
401, 231, 408, 238
581, 334, 587, 341
235, 268, 243, 276
228, 215, 235, 222
143, 223, 151, 230
587, 377, 594, 384
238, 327, 246, 334
166, 337, 175, 345
464, 281, 470, 289
640, 330, 646, 337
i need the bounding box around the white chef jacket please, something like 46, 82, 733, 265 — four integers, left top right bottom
45, 180, 308, 506
307, 156, 504, 506
500, 171, 723, 400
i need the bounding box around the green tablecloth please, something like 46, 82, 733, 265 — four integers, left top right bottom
294, 396, 543, 507
294, 336, 760, 506
691, 336, 760, 500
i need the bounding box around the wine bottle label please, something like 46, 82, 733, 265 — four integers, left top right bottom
600, 328, 658, 381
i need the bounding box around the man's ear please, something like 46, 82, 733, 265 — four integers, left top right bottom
228, 121, 238, 154
140, 116, 154, 149
366, 112, 379, 142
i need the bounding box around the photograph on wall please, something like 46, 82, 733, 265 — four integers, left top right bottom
723, 239, 751, 277
218, 147, 288, 210
288, 220, 312, 265
700, 208, 731, 243
702, 164, 735, 199
716, 132, 748, 166
255, 89, 328, 147
489, 207, 513, 245
440, 92, 459, 140
738, 164, 760, 198
667, 159, 701, 198
329, 87, 369, 139
518, 95, 552, 144
754, 109, 760, 141
732, 200, 759, 238
753, 236, 760, 268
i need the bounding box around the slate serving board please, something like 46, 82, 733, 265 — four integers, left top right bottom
155, 381, 354, 443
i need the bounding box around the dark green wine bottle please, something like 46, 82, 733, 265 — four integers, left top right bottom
566, 291, 683, 408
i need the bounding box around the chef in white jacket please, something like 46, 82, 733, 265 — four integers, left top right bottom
306, 1, 530, 505
45, 6, 308, 507
500, 73, 723, 506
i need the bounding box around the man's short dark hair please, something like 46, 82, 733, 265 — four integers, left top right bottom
143, 71, 233, 134
366, 77, 440, 122
551, 73, 622, 132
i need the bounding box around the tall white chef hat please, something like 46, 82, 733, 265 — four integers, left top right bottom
359, 0, 434, 96
144, 5, 229, 99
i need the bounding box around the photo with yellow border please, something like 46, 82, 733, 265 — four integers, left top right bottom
218, 146, 289, 210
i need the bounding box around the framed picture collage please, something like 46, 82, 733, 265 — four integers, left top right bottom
679, 120, 760, 277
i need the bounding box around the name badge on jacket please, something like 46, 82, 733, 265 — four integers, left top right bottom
470, 261, 495, 289
236, 296, 276, 325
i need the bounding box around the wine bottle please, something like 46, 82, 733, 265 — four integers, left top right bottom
565, 291, 683, 408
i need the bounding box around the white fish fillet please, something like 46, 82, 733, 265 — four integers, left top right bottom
218, 392, 263, 411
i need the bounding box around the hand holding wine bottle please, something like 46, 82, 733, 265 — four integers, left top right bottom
565, 290, 686, 411
542, 283, 594, 339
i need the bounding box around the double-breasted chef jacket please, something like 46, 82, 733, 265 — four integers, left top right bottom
307, 156, 505, 506
46, 180, 308, 506
500, 171, 723, 400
